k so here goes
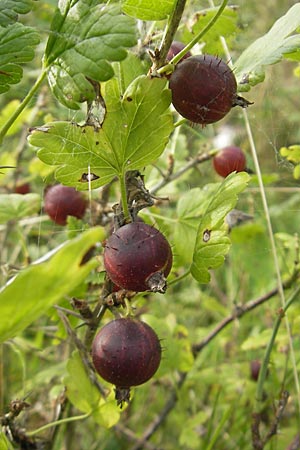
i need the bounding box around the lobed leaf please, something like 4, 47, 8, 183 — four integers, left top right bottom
65, 351, 121, 427
0, 193, 41, 224
191, 172, 250, 283
44, 1, 137, 109
0, 0, 34, 26
122, 0, 175, 21
0, 227, 105, 343
28, 75, 173, 189
0, 23, 40, 93
234, 3, 300, 91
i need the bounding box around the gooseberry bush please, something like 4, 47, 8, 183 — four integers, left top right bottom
1, 1, 300, 449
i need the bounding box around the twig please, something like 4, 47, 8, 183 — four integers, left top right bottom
286, 434, 300, 450
129, 374, 187, 450
152, 0, 187, 70
150, 150, 217, 194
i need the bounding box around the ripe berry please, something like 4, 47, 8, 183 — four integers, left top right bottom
213, 146, 246, 177
166, 41, 192, 62
92, 318, 162, 406
250, 360, 261, 382
15, 182, 31, 194
169, 54, 249, 125
44, 184, 87, 225
104, 222, 172, 293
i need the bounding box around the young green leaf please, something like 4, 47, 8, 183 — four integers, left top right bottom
173, 185, 219, 264
28, 76, 173, 189
280, 145, 300, 179
0, 227, 105, 343
181, 6, 239, 56
0, 193, 41, 224
235, 3, 300, 91
65, 351, 121, 427
44, 1, 137, 109
0, 0, 34, 26
122, 0, 175, 21
0, 23, 40, 93
191, 172, 250, 283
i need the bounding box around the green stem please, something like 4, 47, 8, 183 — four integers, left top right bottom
26, 411, 91, 437
156, 0, 187, 68
119, 173, 131, 222
255, 284, 300, 410
168, 269, 191, 286
158, 0, 229, 72
0, 69, 47, 145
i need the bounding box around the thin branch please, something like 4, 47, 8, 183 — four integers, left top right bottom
150, 150, 217, 194
286, 434, 300, 450
153, 0, 187, 70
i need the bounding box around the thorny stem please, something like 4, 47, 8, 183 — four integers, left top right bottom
255, 284, 300, 410
0, 69, 47, 144
169, 0, 229, 66
119, 172, 131, 223
154, 0, 187, 69
150, 149, 218, 194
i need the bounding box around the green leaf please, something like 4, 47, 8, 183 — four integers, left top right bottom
0, 432, 13, 450
0, 227, 104, 343
0, 193, 41, 224
44, 1, 137, 109
122, 0, 175, 21
28, 76, 173, 189
65, 351, 120, 428
0, 23, 40, 93
181, 6, 239, 56
0, 100, 34, 136
280, 145, 300, 179
235, 4, 300, 91
142, 314, 194, 374
191, 172, 250, 283
173, 185, 219, 264
0, 0, 34, 26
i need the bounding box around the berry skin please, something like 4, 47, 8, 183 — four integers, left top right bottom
15, 182, 31, 194
213, 146, 246, 177
166, 41, 192, 62
44, 184, 87, 225
92, 318, 162, 406
169, 54, 248, 125
104, 222, 172, 293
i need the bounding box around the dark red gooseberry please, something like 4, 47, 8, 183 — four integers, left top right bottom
44, 184, 87, 225
169, 54, 249, 125
15, 182, 31, 194
92, 318, 162, 406
104, 222, 172, 293
213, 146, 246, 177
250, 360, 261, 382
166, 41, 192, 62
